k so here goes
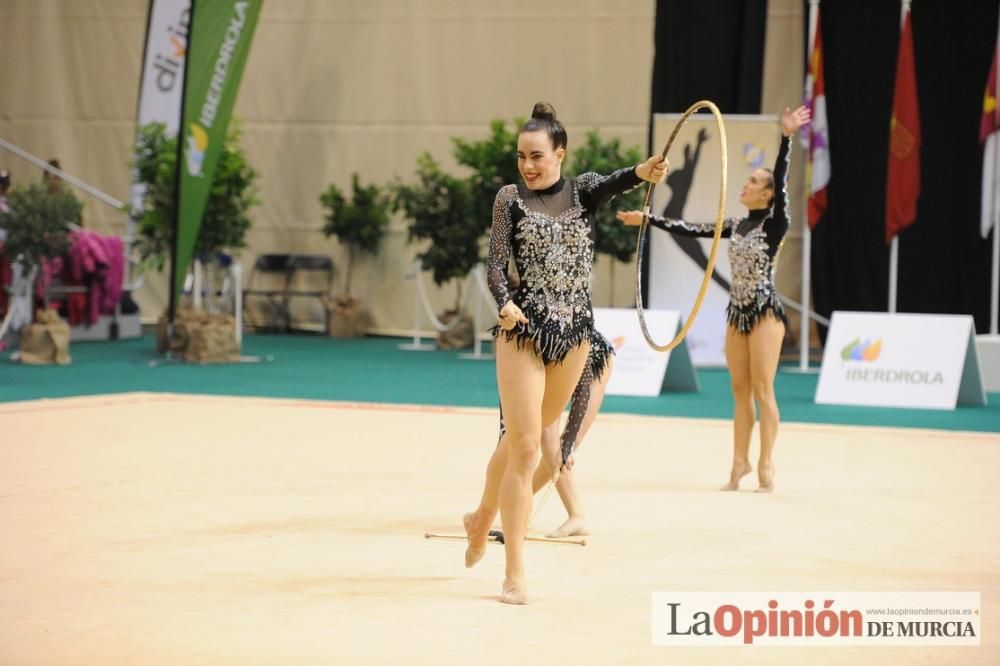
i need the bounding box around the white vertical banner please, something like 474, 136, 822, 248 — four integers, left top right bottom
648, 114, 780, 366
136, 0, 191, 134
131, 0, 191, 212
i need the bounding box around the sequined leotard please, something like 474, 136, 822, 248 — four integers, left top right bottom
645, 135, 792, 334
488, 168, 642, 361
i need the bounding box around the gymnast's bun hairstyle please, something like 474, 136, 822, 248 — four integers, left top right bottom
520, 101, 568, 150
531, 102, 557, 121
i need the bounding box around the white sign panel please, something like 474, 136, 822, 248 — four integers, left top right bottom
815, 311, 986, 409
594, 308, 698, 397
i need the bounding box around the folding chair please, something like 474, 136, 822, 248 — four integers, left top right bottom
242, 254, 292, 332
285, 254, 335, 334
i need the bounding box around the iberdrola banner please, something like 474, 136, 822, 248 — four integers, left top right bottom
172, 0, 262, 308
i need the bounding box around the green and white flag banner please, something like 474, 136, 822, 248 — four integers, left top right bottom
172, 0, 262, 305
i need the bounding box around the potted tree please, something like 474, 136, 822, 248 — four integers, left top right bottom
131, 121, 259, 359
452, 119, 521, 232
393, 152, 480, 349
432, 120, 521, 348
570, 130, 645, 305
0, 183, 82, 363
132, 121, 258, 273
319, 173, 389, 337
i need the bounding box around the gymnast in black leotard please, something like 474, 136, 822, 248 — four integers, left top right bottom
461, 101, 666, 605
617, 105, 811, 494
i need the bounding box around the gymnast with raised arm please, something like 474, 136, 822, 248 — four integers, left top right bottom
617, 105, 810, 493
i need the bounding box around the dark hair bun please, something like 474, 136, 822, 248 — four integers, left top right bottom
531, 102, 557, 121
521, 102, 568, 150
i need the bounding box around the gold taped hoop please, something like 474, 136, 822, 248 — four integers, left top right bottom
635, 100, 728, 352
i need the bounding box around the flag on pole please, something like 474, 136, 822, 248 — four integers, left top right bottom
885, 7, 921, 244
980, 44, 999, 239
172, 0, 262, 304
803, 7, 830, 229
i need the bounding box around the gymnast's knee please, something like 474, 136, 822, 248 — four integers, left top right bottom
505, 431, 541, 475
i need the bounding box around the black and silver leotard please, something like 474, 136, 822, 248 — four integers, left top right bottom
558, 329, 614, 464
488, 168, 642, 362
645, 135, 792, 334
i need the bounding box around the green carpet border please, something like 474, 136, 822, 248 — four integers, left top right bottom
2, 334, 997, 434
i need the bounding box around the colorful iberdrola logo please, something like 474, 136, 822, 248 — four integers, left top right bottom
185, 123, 208, 177
840, 337, 882, 362
839, 335, 941, 385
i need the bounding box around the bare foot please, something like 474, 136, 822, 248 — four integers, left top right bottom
755, 462, 774, 493
500, 577, 527, 605
463, 511, 488, 568
546, 516, 590, 538
720, 461, 752, 491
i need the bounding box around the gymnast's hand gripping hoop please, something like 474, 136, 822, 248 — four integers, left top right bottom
636, 100, 728, 352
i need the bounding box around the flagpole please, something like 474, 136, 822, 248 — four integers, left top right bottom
168, 0, 195, 330
800, 0, 820, 371
888, 0, 911, 315
126, 0, 157, 294
992, 10, 1000, 335
992, 190, 998, 334
888, 244, 899, 314
801, 214, 814, 368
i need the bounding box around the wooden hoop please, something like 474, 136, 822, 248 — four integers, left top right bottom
636, 100, 728, 352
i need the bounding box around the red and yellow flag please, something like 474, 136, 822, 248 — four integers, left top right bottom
885, 9, 921, 244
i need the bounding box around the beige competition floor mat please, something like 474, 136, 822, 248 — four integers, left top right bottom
1, 392, 997, 665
